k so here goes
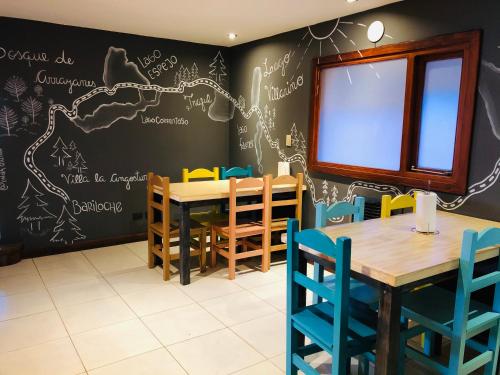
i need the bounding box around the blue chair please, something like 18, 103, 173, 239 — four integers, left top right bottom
400, 227, 500, 375
313, 197, 377, 306
286, 218, 376, 375
220, 165, 253, 180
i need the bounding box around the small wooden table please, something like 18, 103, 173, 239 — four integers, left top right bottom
155, 179, 306, 285
283, 211, 499, 375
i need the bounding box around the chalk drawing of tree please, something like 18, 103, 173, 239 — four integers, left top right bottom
331, 185, 338, 204
51, 137, 71, 167
34, 85, 44, 97
191, 63, 199, 80
209, 51, 227, 84
181, 68, 191, 82
21, 96, 43, 124
322, 180, 329, 201
0, 105, 18, 136
291, 123, 299, 149
297, 132, 307, 156
174, 66, 183, 86
17, 179, 56, 232
4, 76, 27, 102
238, 95, 246, 110
66, 140, 81, 168
73, 152, 88, 174
50, 205, 85, 245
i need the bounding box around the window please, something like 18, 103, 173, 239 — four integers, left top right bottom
308, 31, 480, 194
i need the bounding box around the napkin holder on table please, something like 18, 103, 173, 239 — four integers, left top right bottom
278, 162, 290, 176
415, 191, 437, 233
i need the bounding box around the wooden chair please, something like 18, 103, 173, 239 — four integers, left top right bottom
267, 173, 303, 259
382, 192, 437, 354
399, 227, 500, 375
286, 218, 377, 375
313, 197, 377, 304
380, 193, 416, 218
182, 167, 225, 227
211, 175, 271, 280
147, 172, 207, 280
220, 165, 253, 180
182, 167, 219, 182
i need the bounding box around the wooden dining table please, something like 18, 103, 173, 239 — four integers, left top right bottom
155, 178, 306, 285
283, 210, 499, 375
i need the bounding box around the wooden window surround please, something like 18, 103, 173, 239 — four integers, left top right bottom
308, 31, 481, 194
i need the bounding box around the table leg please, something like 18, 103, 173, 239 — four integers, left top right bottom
375, 285, 402, 375
179, 202, 191, 285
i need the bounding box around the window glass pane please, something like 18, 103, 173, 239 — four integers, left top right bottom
417, 57, 462, 171
317, 58, 407, 171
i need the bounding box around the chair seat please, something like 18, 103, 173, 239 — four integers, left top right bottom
402, 285, 499, 337
292, 302, 376, 356
212, 220, 265, 238
323, 275, 379, 307
151, 219, 205, 237
190, 211, 228, 227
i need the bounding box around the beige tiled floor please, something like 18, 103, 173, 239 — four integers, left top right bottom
0, 241, 446, 374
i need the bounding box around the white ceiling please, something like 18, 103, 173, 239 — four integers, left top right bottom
0, 0, 401, 46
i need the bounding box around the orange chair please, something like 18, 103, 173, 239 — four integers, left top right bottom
210, 175, 272, 280
147, 172, 207, 280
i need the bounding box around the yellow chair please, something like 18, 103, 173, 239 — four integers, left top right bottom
182, 167, 225, 227
182, 167, 219, 182
380, 193, 416, 218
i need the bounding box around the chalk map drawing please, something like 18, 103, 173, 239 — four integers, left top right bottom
22, 18, 499, 237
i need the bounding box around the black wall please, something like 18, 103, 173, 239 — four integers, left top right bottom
1, 0, 500, 257
229, 0, 500, 228
0, 18, 231, 256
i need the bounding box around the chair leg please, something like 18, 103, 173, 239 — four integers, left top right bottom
228, 237, 236, 280
356, 355, 369, 375
286, 326, 299, 375
448, 334, 466, 375
147, 230, 154, 269
312, 262, 324, 304
199, 229, 207, 273
423, 332, 442, 357
162, 248, 170, 281
210, 227, 217, 267
484, 321, 500, 375
262, 232, 270, 273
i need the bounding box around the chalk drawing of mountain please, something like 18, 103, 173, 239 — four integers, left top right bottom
71, 47, 160, 133
479, 60, 500, 141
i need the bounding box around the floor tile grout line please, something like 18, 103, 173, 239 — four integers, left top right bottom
226, 311, 286, 361
31, 256, 89, 374
0, 306, 56, 324
81, 248, 192, 375
226, 358, 285, 375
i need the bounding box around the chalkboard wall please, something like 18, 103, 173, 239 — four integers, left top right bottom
229, 0, 500, 228
0, 17, 231, 256
2, 0, 500, 257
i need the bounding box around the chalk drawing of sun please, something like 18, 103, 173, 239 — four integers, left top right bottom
292, 18, 394, 83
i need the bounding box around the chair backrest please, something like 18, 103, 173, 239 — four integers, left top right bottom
182, 167, 219, 182
286, 218, 351, 361
228, 175, 271, 235
380, 193, 416, 218
271, 173, 304, 227
315, 196, 365, 228
451, 227, 500, 340
220, 165, 253, 180
147, 172, 170, 237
